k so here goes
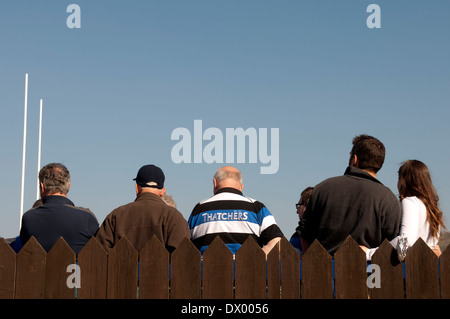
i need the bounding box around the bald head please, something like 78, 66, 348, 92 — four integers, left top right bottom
213, 166, 244, 194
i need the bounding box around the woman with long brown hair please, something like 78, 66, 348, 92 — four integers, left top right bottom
362, 159, 445, 260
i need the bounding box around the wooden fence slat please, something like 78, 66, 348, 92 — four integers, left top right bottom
0, 238, 16, 299
279, 237, 300, 299
370, 239, 404, 299
405, 238, 439, 299
235, 236, 266, 299
334, 236, 368, 299
139, 236, 169, 299
77, 237, 108, 299
266, 241, 280, 299
45, 237, 76, 299
202, 236, 234, 299
107, 237, 138, 299
15, 237, 47, 299
170, 237, 201, 299
301, 239, 333, 299
439, 245, 450, 299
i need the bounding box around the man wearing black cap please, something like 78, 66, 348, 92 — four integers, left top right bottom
96, 164, 190, 252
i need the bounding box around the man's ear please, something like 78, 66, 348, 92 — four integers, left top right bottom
159, 188, 166, 197
40, 182, 45, 197
135, 183, 140, 196
350, 154, 359, 167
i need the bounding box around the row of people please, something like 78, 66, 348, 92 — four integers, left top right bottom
291, 135, 445, 259
13, 134, 445, 260
16, 163, 283, 256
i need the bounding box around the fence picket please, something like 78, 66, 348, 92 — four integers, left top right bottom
301, 239, 333, 299
202, 236, 234, 299
440, 245, 450, 299
235, 236, 266, 299
139, 236, 169, 299
107, 237, 138, 299
279, 237, 300, 299
45, 237, 76, 299
77, 237, 108, 299
405, 238, 439, 299
15, 237, 46, 299
370, 239, 404, 299
334, 236, 368, 299
266, 240, 280, 299
170, 237, 201, 299
0, 239, 16, 299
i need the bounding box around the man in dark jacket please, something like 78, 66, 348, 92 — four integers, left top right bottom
96, 164, 190, 253
298, 134, 402, 255
20, 163, 99, 255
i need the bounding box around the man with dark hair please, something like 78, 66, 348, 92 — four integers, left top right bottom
20, 163, 99, 254
298, 135, 401, 255
96, 164, 190, 253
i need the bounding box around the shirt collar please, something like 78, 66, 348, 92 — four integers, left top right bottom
42, 195, 74, 206
344, 165, 382, 184
214, 187, 244, 196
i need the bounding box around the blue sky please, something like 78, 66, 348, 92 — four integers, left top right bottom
1, 1, 449, 240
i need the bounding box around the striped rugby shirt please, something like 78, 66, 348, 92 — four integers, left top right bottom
188, 187, 284, 254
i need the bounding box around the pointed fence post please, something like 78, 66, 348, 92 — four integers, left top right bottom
202, 236, 234, 299
440, 244, 450, 299
235, 236, 266, 299
334, 236, 368, 299
267, 241, 280, 299
77, 237, 108, 299
107, 237, 139, 299
45, 237, 76, 299
369, 239, 404, 299
139, 236, 170, 299
301, 239, 333, 299
15, 237, 46, 299
279, 237, 300, 299
170, 237, 201, 299
405, 238, 439, 299
0, 239, 16, 299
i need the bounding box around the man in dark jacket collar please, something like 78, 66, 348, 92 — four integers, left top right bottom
20, 163, 99, 255
298, 134, 402, 255
96, 164, 190, 253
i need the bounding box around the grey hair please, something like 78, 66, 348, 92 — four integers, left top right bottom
214, 167, 243, 185
162, 193, 177, 208
39, 163, 71, 195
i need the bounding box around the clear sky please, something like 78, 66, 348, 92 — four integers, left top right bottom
1, 1, 449, 241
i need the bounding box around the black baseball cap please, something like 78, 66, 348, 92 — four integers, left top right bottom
133, 164, 165, 189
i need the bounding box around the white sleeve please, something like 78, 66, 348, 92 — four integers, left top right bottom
399, 197, 421, 245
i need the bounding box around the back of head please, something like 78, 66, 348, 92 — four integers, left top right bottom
214, 166, 243, 191
39, 163, 71, 195
398, 160, 436, 200
350, 134, 385, 173
300, 186, 314, 204
398, 159, 444, 238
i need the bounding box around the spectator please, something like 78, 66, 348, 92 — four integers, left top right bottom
162, 192, 177, 208
20, 163, 99, 255
298, 134, 402, 255
188, 166, 284, 256
96, 164, 190, 253
361, 160, 446, 260
289, 186, 314, 255
10, 199, 43, 253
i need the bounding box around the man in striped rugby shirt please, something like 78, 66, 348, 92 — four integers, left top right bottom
188, 166, 283, 256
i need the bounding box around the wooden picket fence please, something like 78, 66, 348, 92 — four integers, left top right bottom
0, 234, 449, 299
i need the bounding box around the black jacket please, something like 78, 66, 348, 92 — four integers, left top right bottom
298, 166, 402, 255
20, 195, 99, 255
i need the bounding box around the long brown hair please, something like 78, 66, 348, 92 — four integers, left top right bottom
397, 160, 445, 239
